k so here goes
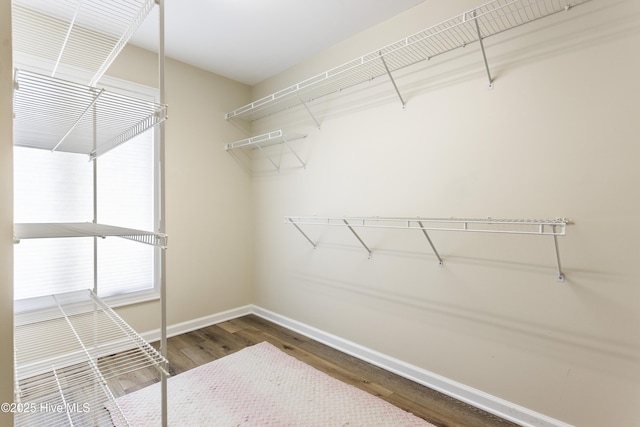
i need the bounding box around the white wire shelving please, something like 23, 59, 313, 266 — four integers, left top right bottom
285, 216, 571, 281
14, 289, 169, 427
225, 130, 308, 171
12, 0, 169, 425
13, 223, 168, 248
226, 0, 590, 123
13, 69, 167, 160
12, 0, 156, 86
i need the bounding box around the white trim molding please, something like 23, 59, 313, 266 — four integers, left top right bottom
140, 305, 253, 343
141, 304, 573, 427
250, 306, 573, 427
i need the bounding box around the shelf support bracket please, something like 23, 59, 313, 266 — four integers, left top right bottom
298, 94, 321, 129
282, 136, 306, 169
472, 10, 494, 89
343, 219, 373, 258
255, 143, 280, 172
288, 218, 317, 249
379, 52, 406, 109
417, 221, 443, 267
552, 225, 565, 282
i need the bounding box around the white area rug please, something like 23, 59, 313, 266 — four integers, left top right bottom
112, 341, 434, 426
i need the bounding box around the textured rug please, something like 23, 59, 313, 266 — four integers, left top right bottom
112, 341, 434, 426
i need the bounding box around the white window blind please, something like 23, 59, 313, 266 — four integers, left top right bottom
96, 130, 156, 298
14, 80, 158, 302
14, 148, 95, 299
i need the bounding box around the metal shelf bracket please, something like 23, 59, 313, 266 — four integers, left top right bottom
282, 135, 307, 169
288, 218, 317, 249
256, 143, 281, 171
417, 220, 443, 267
379, 52, 406, 109
552, 224, 565, 282
298, 94, 321, 129
343, 219, 373, 259
470, 10, 494, 89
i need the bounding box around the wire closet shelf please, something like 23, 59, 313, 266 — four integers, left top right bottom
224, 130, 308, 171
285, 216, 571, 281
13, 69, 167, 160
225, 0, 590, 122
13, 222, 168, 248
14, 289, 169, 427
12, 0, 156, 86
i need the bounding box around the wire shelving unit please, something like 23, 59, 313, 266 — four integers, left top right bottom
225, 0, 591, 123
286, 216, 571, 281
12, 0, 169, 425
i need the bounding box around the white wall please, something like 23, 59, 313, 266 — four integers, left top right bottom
104, 46, 254, 332
0, 0, 13, 423
249, 1, 640, 426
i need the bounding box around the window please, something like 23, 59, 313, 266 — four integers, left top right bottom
14, 78, 160, 305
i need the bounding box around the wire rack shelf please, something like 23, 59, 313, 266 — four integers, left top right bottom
226, 0, 590, 122
13, 222, 168, 249
13, 69, 167, 160
285, 216, 572, 281
225, 130, 308, 171
12, 0, 156, 86
14, 289, 169, 426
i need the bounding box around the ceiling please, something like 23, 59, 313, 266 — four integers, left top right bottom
129, 0, 425, 86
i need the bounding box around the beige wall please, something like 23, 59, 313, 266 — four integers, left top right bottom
0, 0, 13, 423
104, 46, 254, 332
250, 1, 640, 426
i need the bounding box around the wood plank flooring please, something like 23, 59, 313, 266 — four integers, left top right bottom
106, 315, 519, 427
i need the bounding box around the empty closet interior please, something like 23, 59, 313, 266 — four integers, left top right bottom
5, 0, 640, 426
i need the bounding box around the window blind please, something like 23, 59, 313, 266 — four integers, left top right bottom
14, 82, 157, 301
96, 130, 155, 298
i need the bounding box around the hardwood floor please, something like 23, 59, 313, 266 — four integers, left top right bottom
107, 315, 519, 427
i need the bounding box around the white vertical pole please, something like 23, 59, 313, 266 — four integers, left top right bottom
157, 0, 168, 426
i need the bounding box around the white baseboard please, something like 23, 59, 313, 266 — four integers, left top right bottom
140, 304, 253, 343
250, 305, 573, 427
141, 304, 572, 427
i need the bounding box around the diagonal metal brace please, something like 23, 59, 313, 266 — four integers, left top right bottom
552, 225, 565, 282
282, 136, 306, 169
298, 94, 321, 129
255, 143, 280, 171
417, 221, 443, 267
472, 10, 494, 89
343, 219, 373, 258
288, 218, 317, 249
379, 52, 406, 109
